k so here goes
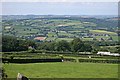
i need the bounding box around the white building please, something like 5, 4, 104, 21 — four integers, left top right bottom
97, 52, 120, 56
97, 52, 111, 55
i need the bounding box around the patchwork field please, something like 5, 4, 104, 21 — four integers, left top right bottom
90, 30, 117, 35
3, 63, 118, 78
3, 16, 118, 43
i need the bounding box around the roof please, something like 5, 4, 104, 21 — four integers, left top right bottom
97, 52, 120, 56
34, 37, 46, 41
97, 52, 110, 55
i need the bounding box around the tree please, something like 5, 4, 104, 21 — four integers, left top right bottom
55, 40, 70, 52
48, 42, 56, 51
70, 38, 84, 52
2, 35, 36, 52
37, 42, 55, 51
82, 43, 92, 52
1, 68, 8, 79
2, 35, 18, 52
116, 46, 120, 53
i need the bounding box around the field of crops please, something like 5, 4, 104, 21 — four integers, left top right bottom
3, 63, 118, 78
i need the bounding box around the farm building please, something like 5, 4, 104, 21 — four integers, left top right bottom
97, 52, 120, 56
34, 37, 46, 42
97, 52, 110, 55
4, 26, 11, 30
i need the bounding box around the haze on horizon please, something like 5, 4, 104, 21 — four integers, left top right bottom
2, 2, 118, 15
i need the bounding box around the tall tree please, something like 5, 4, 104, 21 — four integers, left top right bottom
55, 40, 70, 52
2, 35, 36, 52
71, 38, 84, 52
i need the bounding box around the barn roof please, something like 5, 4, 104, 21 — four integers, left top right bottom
34, 37, 46, 41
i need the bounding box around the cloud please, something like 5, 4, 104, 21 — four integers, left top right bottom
1, 0, 119, 2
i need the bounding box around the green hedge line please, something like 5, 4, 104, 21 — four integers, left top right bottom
79, 59, 120, 64
2, 58, 120, 64
2, 58, 62, 63
63, 58, 76, 62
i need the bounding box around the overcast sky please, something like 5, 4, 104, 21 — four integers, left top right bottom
2, 2, 118, 15
1, 0, 119, 2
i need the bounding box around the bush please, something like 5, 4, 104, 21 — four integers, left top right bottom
1, 68, 8, 80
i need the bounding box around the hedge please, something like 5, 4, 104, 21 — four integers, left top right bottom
79, 59, 120, 64
2, 58, 62, 63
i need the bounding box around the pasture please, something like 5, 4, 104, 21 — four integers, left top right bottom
56, 38, 73, 42
3, 62, 118, 78
90, 30, 117, 35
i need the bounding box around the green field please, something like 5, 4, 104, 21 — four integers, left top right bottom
90, 30, 117, 35
3, 63, 118, 78
56, 38, 73, 42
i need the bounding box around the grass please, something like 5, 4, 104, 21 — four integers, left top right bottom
18, 29, 39, 35
3, 62, 118, 78
82, 38, 93, 41
47, 32, 57, 37
68, 31, 81, 33
111, 36, 118, 41
58, 32, 74, 37
90, 30, 117, 35
56, 38, 73, 42
46, 37, 56, 41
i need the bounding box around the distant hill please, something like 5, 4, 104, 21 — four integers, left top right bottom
2, 15, 118, 42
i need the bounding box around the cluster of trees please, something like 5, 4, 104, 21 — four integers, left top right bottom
2, 35, 120, 53
2, 35, 36, 52
37, 38, 92, 52
2, 35, 92, 52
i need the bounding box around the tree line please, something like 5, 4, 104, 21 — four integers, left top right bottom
37, 38, 92, 52
2, 35, 36, 52
2, 35, 92, 52
2, 35, 120, 53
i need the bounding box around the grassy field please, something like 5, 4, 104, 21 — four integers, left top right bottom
3, 62, 118, 78
56, 38, 73, 42
90, 30, 117, 35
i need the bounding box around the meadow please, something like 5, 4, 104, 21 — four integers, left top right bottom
3, 62, 118, 78
3, 16, 118, 42
90, 30, 117, 35
2, 15, 119, 79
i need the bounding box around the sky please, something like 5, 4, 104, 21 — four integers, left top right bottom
1, 0, 119, 2
2, 2, 118, 15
